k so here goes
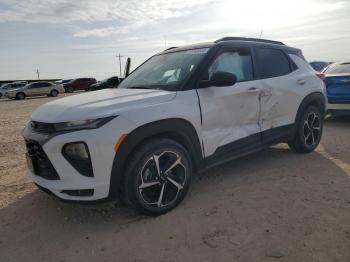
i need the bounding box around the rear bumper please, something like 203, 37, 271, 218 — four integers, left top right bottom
327, 103, 350, 111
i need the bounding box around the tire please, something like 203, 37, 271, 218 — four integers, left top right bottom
67, 87, 74, 93
288, 106, 323, 154
50, 90, 58, 97
123, 138, 192, 216
16, 92, 25, 100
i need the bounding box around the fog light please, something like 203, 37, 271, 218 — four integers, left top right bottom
64, 143, 89, 160
62, 142, 94, 177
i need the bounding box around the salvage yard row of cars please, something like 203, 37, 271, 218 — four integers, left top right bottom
0, 76, 121, 100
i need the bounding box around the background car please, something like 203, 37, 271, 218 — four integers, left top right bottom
0, 81, 27, 98
89, 76, 120, 91
5, 81, 64, 100
310, 61, 330, 72
63, 78, 97, 93
323, 61, 350, 113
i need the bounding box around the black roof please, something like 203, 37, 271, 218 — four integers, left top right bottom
161, 37, 298, 54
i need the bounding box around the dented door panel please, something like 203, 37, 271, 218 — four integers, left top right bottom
198, 80, 262, 157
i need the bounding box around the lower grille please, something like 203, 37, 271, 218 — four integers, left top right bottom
25, 140, 60, 180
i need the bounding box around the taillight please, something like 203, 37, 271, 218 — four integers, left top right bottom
317, 73, 326, 81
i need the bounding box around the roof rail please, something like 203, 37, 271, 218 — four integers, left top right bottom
215, 37, 285, 46
164, 47, 178, 51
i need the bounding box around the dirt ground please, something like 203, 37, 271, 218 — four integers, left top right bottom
0, 94, 349, 262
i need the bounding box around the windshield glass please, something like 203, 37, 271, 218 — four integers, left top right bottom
324, 63, 350, 74
119, 48, 209, 91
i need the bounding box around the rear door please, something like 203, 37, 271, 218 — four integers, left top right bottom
196, 47, 262, 160
254, 47, 302, 144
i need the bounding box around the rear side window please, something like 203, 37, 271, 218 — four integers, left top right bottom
256, 48, 292, 79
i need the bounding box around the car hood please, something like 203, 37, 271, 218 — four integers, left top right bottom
31, 88, 177, 123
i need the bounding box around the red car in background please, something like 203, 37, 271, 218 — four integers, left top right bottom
63, 78, 97, 93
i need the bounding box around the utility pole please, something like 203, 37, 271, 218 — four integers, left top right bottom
116, 54, 124, 78
36, 69, 40, 80
259, 30, 264, 38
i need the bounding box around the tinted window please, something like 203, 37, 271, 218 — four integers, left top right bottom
324, 63, 350, 74
30, 82, 50, 88
256, 48, 292, 78
208, 49, 253, 82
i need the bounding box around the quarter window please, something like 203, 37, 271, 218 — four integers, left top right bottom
256, 48, 292, 79
208, 49, 254, 82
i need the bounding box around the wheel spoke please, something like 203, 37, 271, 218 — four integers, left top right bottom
311, 130, 315, 145
153, 154, 161, 177
304, 120, 310, 130
304, 131, 311, 144
157, 183, 165, 207
164, 155, 182, 174
139, 181, 160, 190
313, 126, 320, 131
167, 176, 184, 190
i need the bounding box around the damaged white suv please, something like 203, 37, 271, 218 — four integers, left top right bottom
23, 37, 326, 215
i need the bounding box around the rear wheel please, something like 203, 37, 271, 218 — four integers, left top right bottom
288, 106, 323, 153
16, 92, 25, 100
123, 138, 192, 216
50, 90, 58, 97
67, 87, 74, 93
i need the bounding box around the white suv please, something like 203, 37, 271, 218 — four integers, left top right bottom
23, 37, 326, 215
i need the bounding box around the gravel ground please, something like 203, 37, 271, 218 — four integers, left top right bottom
0, 94, 349, 262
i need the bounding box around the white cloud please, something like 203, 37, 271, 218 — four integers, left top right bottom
0, 0, 212, 37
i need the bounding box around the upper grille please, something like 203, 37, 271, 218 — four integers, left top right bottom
30, 121, 56, 134
25, 140, 60, 180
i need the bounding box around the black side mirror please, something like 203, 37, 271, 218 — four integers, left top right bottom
200, 71, 237, 88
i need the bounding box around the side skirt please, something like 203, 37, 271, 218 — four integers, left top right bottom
204, 124, 295, 170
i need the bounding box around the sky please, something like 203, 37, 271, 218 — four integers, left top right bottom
0, 0, 349, 81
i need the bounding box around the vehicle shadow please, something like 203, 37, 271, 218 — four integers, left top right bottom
1, 145, 350, 261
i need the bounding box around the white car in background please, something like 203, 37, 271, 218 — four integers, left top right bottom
0, 81, 27, 99
23, 37, 326, 216
5, 81, 64, 100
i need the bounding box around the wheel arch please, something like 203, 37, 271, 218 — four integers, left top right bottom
295, 92, 326, 125
109, 118, 204, 200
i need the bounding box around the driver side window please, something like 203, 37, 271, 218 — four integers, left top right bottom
208, 49, 254, 82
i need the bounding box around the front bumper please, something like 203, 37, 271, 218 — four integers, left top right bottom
5, 93, 16, 98
22, 116, 136, 202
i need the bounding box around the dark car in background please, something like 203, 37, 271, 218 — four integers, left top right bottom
89, 76, 120, 91
63, 78, 97, 93
310, 61, 330, 72
323, 61, 350, 113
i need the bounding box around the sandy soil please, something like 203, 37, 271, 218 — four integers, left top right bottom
0, 95, 349, 262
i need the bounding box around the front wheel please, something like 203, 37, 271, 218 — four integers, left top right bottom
288, 106, 323, 153
123, 138, 192, 216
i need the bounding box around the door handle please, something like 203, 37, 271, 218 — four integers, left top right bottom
247, 87, 261, 93
297, 79, 306, 85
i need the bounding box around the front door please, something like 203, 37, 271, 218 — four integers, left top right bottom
196, 48, 262, 160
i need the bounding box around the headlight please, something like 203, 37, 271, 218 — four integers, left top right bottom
54, 116, 116, 132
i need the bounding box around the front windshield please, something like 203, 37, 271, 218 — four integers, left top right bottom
119, 48, 209, 91
324, 63, 350, 74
